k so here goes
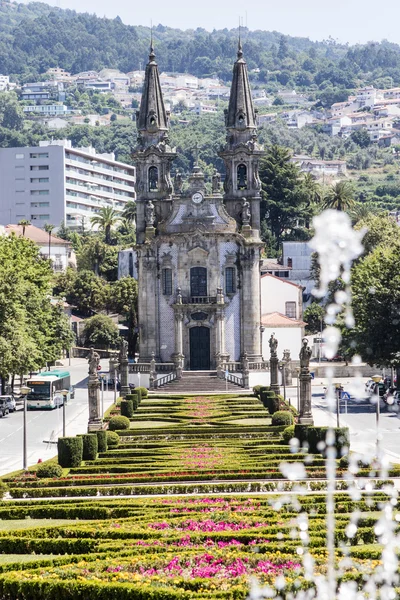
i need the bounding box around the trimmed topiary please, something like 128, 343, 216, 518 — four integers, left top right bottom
133, 388, 142, 404
253, 385, 270, 399
96, 430, 107, 452
136, 386, 148, 398
81, 434, 98, 461
265, 391, 279, 415
36, 462, 63, 479
126, 393, 139, 411
294, 424, 309, 446
307, 426, 350, 456
272, 410, 294, 426
109, 415, 130, 431
120, 399, 134, 418
106, 430, 120, 448
282, 425, 295, 444
57, 436, 83, 468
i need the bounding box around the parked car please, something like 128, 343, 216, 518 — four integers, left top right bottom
0, 398, 9, 418
0, 395, 16, 413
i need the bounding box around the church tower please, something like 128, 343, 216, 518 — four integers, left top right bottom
134, 42, 263, 368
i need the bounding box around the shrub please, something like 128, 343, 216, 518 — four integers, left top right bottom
133, 388, 142, 403
253, 385, 270, 398
96, 430, 107, 452
109, 416, 130, 431
120, 399, 134, 418
125, 393, 139, 411
57, 437, 83, 468
272, 411, 294, 426
36, 462, 63, 479
106, 431, 120, 447
294, 424, 309, 446
264, 391, 279, 414
81, 434, 98, 461
307, 427, 350, 456
282, 425, 295, 444
136, 386, 148, 398
339, 454, 349, 469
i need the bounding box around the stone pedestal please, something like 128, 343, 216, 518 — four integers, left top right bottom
299, 370, 314, 424
87, 374, 102, 432
120, 358, 130, 398
283, 349, 293, 386
270, 355, 280, 395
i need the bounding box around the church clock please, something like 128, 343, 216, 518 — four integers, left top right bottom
192, 192, 203, 204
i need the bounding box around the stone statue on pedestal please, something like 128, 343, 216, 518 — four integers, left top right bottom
174, 171, 183, 194
241, 198, 251, 226
119, 338, 128, 362
269, 333, 278, 357
87, 347, 100, 376
212, 169, 221, 193
145, 200, 155, 227
298, 338, 314, 425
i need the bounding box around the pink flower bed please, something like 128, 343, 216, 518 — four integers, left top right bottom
132, 553, 300, 579
180, 444, 226, 470
133, 535, 270, 549
148, 519, 269, 532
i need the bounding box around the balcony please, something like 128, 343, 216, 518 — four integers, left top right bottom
181, 296, 217, 305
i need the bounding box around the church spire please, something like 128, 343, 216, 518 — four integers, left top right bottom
136, 41, 169, 145
225, 41, 257, 134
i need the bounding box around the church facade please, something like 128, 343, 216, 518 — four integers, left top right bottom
134, 43, 264, 371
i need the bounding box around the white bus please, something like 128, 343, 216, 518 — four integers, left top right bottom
26, 369, 72, 410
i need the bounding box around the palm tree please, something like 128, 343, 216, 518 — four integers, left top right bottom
349, 202, 382, 224
17, 219, 31, 237
44, 223, 55, 263
90, 207, 121, 244
323, 181, 355, 212
121, 200, 136, 227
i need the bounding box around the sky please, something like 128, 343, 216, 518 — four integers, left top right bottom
46, 0, 399, 45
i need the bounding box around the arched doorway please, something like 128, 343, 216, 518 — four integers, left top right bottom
190, 326, 210, 370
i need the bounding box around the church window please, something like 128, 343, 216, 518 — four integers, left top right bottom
148, 166, 158, 191
285, 301, 296, 319
225, 267, 236, 294
162, 268, 172, 295
287, 257, 293, 268
190, 267, 207, 297
237, 164, 247, 190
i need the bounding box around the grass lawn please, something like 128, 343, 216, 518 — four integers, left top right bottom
0, 519, 90, 531
0, 554, 54, 565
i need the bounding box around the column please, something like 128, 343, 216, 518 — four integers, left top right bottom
138, 247, 159, 361
299, 340, 314, 425
120, 357, 129, 398
241, 245, 262, 361
87, 373, 102, 432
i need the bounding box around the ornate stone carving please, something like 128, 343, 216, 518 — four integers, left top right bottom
145, 200, 155, 227
212, 169, 221, 193
174, 171, 183, 194
119, 338, 128, 362
269, 333, 278, 357
299, 338, 312, 370
87, 347, 100, 376
241, 198, 251, 226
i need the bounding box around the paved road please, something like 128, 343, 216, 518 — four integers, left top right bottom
0, 359, 115, 476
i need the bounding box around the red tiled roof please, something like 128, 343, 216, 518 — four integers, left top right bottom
261, 312, 306, 327
5, 224, 70, 246
260, 273, 303, 288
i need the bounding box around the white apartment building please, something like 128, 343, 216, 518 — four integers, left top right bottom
0, 140, 135, 230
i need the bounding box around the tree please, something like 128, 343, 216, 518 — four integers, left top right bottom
350, 128, 371, 148
44, 223, 55, 262
259, 145, 311, 249
17, 219, 31, 236
76, 236, 119, 281
354, 212, 400, 256
323, 181, 355, 212
351, 241, 400, 367
303, 302, 325, 335
90, 207, 121, 244
106, 277, 138, 358
121, 200, 136, 226
65, 270, 107, 316
82, 314, 120, 349
0, 234, 74, 388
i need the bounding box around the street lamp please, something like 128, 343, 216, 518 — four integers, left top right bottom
59, 390, 69, 437
371, 374, 382, 453
335, 383, 343, 428
20, 385, 31, 471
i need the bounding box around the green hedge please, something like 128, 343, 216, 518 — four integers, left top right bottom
57, 437, 83, 468
81, 434, 98, 461
135, 386, 148, 398
109, 416, 130, 431
36, 463, 63, 479
282, 425, 295, 444
106, 431, 120, 448
96, 430, 107, 452
121, 399, 134, 418
126, 393, 139, 411
307, 427, 350, 456
271, 411, 294, 426
133, 388, 143, 403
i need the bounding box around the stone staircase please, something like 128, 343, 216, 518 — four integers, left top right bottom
156, 371, 245, 393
